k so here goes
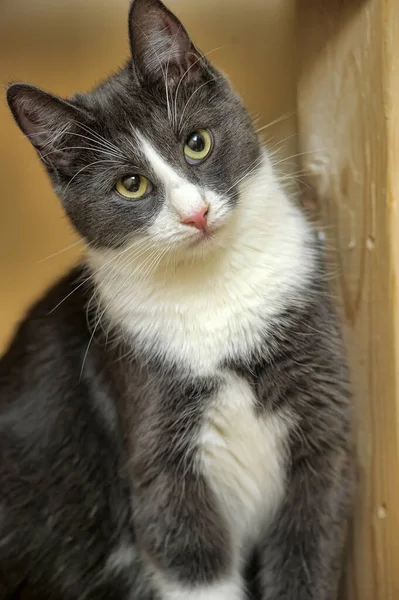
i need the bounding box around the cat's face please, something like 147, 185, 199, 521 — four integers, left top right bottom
7, 0, 260, 258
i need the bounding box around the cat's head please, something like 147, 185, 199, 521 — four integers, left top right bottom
7, 0, 260, 259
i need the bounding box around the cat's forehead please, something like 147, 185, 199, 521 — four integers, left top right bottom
86, 67, 228, 145
81, 72, 221, 170
126, 125, 185, 179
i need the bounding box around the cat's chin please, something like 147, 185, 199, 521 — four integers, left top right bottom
165, 229, 226, 265
183, 223, 229, 255
188, 230, 217, 248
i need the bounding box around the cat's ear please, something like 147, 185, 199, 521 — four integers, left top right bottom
6, 83, 90, 171
129, 0, 206, 84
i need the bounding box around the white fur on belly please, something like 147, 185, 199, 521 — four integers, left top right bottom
198, 374, 290, 548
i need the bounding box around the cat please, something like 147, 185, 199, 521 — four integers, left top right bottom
1, 0, 355, 598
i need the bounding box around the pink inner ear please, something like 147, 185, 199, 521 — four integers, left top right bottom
8, 83, 88, 170
17, 103, 48, 147
159, 11, 189, 58
13, 97, 72, 167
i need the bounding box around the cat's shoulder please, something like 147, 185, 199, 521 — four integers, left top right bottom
0, 264, 92, 394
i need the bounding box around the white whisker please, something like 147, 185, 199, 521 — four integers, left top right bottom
223, 155, 264, 195
81, 243, 165, 377
255, 112, 295, 134
173, 45, 226, 132
38, 239, 86, 263
178, 77, 222, 133
134, 22, 172, 123
63, 159, 118, 196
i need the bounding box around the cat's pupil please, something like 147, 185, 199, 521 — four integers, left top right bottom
187, 132, 205, 153
122, 175, 140, 192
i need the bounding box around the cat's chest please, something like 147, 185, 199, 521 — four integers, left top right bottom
197, 374, 289, 545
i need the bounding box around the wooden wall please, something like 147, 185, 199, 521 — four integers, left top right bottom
297, 1, 399, 598
0, 0, 297, 351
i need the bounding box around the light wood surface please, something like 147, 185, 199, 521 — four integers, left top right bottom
0, 0, 297, 352
297, 1, 399, 598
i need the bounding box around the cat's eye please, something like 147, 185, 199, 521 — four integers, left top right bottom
116, 174, 150, 199
184, 129, 212, 165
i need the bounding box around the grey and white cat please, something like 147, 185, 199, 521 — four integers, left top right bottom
1, 0, 355, 598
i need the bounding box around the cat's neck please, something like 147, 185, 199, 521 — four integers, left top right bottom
87, 152, 316, 375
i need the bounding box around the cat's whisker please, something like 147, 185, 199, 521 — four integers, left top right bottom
83, 243, 167, 376
277, 167, 312, 178
27, 127, 125, 162
136, 244, 170, 288
173, 45, 226, 132
47, 272, 91, 315
68, 133, 125, 161
177, 106, 207, 132
265, 133, 298, 155
48, 237, 150, 314
178, 77, 223, 133
60, 129, 125, 160
96, 248, 151, 303
37, 146, 123, 166
255, 112, 295, 134
72, 121, 124, 156
223, 154, 264, 195
27, 123, 69, 152
38, 238, 86, 263
93, 239, 157, 295
163, 242, 177, 288
134, 22, 173, 124
271, 149, 326, 167
94, 246, 152, 301
164, 25, 182, 130
85, 288, 99, 340
63, 160, 118, 196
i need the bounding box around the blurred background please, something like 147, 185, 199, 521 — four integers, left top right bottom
0, 0, 297, 352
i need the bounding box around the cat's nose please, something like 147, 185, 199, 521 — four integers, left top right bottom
181, 205, 209, 231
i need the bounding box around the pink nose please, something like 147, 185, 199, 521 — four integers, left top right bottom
181, 205, 209, 230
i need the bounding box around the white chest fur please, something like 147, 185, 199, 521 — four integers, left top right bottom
198, 373, 290, 549
88, 156, 315, 377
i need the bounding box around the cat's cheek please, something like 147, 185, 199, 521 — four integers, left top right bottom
146, 204, 188, 246
202, 189, 234, 230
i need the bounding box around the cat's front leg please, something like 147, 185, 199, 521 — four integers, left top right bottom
133, 470, 246, 600
258, 447, 354, 600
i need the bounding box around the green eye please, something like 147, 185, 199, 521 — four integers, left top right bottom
116, 174, 150, 199
184, 129, 212, 164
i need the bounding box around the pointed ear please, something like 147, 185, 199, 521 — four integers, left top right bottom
6, 83, 90, 171
129, 0, 206, 84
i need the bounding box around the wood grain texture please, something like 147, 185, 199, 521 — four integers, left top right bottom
297, 1, 399, 598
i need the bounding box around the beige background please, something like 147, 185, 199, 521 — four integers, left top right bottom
0, 0, 297, 352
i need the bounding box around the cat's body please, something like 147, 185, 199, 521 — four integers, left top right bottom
1, 0, 355, 598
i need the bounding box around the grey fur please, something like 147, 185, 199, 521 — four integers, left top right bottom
1, 0, 355, 598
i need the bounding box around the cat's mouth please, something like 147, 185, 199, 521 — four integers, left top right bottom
186, 222, 225, 249
189, 230, 214, 247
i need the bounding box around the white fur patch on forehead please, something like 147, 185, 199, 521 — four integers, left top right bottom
135, 130, 207, 220
136, 130, 183, 187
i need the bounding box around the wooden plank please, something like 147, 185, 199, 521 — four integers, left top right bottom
297, 1, 399, 598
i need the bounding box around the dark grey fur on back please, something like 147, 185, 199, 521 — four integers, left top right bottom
1, 1, 355, 599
